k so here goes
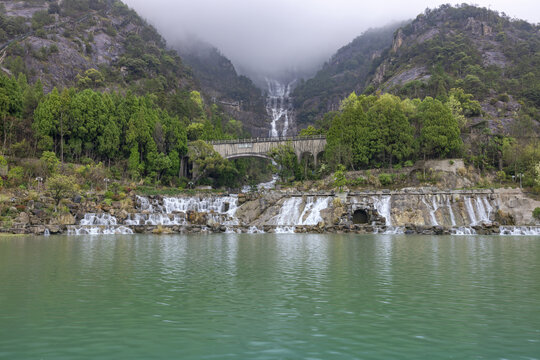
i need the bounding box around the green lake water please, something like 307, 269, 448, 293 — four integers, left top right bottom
1, 234, 539, 359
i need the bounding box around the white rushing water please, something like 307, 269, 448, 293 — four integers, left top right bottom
451, 227, 477, 235
421, 195, 440, 226
372, 196, 392, 226
500, 226, 540, 236
447, 196, 457, 227
271, 196, 331, 227
241, 174, 279, 193
266, 79, 295, 137
299, 197, 331, 226
67, 193, 535, 236
80, 213, 118, 226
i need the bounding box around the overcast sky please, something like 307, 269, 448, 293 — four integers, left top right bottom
122, 0, 540, 80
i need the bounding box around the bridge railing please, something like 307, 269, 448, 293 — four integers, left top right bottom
208, 135, 326, 145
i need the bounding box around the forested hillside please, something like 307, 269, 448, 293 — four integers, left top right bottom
0, 0, 260, 188
290, 5, 539, 189
292, 23, 403, 127
175, 40, 268, 136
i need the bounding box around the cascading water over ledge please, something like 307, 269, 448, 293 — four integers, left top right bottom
266, 79, 295, 137
64, 190, 538, 236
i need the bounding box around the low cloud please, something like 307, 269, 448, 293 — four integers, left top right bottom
122, 0, 540, 81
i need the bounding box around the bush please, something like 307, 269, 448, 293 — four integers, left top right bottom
404, 160, 414, 167
378, 173, 393, 186
533, 208, 540, 221
7, 166, 25, 187
40, 151, 59, 174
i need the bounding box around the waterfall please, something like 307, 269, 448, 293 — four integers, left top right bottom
475, 197, 490, 223
372, 196, 392, 226
80, 213, 118, 226
136, 195, 154, 212
124, 213, 187, 226
299, 197, 331, 225
247, 226, 265, 234
500, 226, 540, 236
274, 197, 302, 225
271, 196, 331, 228
266, 79, 295, 137
68, 226, 134, 235
421, 195, 439, 226
241, 174, 279, 193
68, 195, 240, 235
451, 227, 477, 235
464, 197, 478, 225
447, 197, 457, 227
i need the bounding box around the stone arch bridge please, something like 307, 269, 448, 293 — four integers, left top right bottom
182, 136, 326, 178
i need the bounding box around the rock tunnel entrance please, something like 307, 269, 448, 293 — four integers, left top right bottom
352, 209, 369, 224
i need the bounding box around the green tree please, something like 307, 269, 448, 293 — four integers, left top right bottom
299, 125, 321, 136
367, 94, 414, 167
333, 164, 347, 191
0, 75, 23, 153
46, 174, 77, 208
268, 142, 300, 182
418, 97, 463, 160
187, 140, 235, 185
40, 151, 59, 174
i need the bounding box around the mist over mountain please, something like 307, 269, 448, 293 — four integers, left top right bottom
122, 0, 540, 82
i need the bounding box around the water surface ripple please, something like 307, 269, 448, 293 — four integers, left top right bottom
1, 234, 539, 359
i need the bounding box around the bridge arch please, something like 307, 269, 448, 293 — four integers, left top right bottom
185, 136, 326, 178
224, 153, 272, 161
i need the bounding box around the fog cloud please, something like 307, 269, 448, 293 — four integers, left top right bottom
122, 0, 540, 80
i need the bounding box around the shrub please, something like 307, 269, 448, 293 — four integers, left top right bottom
404, 160, 414, 167
533, 208, 540, 221
498, 93, 510, 102
40, 151, 59, 174
379, 173, 393, 186
7, 166, 25, 187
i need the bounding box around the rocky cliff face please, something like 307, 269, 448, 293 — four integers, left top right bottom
1, 0, 195, 93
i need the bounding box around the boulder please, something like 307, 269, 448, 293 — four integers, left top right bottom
15, 212, 30, 225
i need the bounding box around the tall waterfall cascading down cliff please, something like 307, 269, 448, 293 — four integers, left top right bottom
266, 79, 296, 137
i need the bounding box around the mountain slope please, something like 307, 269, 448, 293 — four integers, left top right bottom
370, 4, 540, 133
175, 40, 269, 136
0, 0, 194, 93
293, 4, 540, 136
291, 23, 404, 127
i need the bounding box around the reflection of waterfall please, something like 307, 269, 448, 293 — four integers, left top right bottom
266, 79, 295, 137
